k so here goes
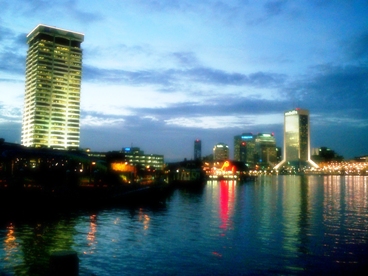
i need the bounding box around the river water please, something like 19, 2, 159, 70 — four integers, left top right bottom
1, 175, 368, 275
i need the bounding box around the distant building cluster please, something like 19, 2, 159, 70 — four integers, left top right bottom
201, 108, 330, 171
233, 133, 278, 169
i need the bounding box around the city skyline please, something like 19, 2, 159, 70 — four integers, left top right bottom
1, 1, 368, 162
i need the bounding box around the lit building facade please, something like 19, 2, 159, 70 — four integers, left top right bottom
213, 143, 229, 161
234, 133, 255, 168
274, 108, 318, 170
254, 133, 277, 168
194, 139, 202, 160
21, 24, 84, 149
122, 147, 164, 170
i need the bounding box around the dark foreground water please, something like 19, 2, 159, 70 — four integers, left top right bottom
1, 175, 368, 275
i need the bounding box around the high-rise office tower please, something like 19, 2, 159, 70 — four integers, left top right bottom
254, 133, 277, 168
194, 139, 201, 160
21, 24, 84, 149
274, 108, 318, 170
234, 133, 255, 168
213, 143, 229, 161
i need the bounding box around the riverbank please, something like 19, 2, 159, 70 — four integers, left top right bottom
0, 179, 175, 215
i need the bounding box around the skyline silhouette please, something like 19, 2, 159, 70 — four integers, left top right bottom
1, 1, 367, 162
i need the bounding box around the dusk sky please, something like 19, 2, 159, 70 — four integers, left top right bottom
1, 0, 368, 162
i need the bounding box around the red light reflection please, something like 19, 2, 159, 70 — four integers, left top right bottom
219, 180, 235, 230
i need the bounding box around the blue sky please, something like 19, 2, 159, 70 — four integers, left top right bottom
1, 0, 368, 162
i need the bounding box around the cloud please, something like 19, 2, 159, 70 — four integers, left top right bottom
83, 64, 286, 89
129, 96, 287, 119
0, 26, 13, 42
184, 68, 286, 87
299, 64, 368, 110
0, 104, 22, 123
129, 0, 245, 26
0, 26, 27, 76
13, 0, 103, 24
170, 52, 199, 67
164, 113, 282, 129
277, 63, 368, 133
264, 0, 288, 16
136, 0, 192, 12
246, 0, 293, 25
82, 66, 172, 86
81, 112, 125, 128
0, 50, 26, 75
344, 31, 368, 61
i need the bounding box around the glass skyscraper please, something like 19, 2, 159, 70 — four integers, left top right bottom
21, 24, 84, 149
254, 133, 277, 168
213, 143, 229, 161
233, 133, 255, 168
274, 108, 318, 170
194, 139, 202, 160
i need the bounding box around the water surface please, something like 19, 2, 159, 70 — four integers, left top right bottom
1, 175, 367, 275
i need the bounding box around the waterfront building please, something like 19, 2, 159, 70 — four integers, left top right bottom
122, 147, 164, 170
194, 139, 202, 160
254, 133, 277, 168
21, 24, 84, 149
234, 133, 255, 168
213, 143, 229, 161
274, 108, 318, 170
311, 147, 343, 163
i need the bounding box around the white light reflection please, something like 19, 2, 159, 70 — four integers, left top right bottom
84, 214, 97, 255
138, 208, 151, 231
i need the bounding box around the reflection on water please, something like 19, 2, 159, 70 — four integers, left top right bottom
138, 208, 151, 231
0, 214, 80, 275
218, 180, 235, 231
85, 214, 97, 255
3, 223, 19, 267
1, 175, 368, 275
322, 176, 368, 269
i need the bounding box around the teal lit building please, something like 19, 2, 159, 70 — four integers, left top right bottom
234, 133, 255, 168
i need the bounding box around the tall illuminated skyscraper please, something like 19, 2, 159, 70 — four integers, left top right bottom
21, 24, 84, 149
233, 133, 255, 167
213, 143, 229, 161
194, 139, 201, 160
255, 133, 277, 167
274, 108, 318, 170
